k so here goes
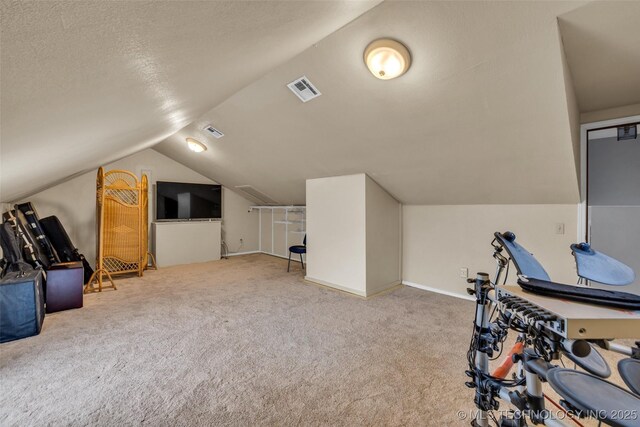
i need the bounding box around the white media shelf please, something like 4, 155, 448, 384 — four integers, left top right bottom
250, 206, 306, 262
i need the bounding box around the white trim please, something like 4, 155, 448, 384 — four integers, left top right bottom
224, 250, 304, 262
253, 251, 305, 263
304, 276, 367, 297
249, 205, 305, 210
226, 250, 261, 257
579, 114, 640, 242
268, 252, 304, 262
402, 280, 475, 302
367, 280, 403, 297
589, 128, 618, 139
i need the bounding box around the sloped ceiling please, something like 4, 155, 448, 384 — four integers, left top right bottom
0, 0, 381, 202
559, 1, 640, 114
5, 1, 635, 206
155, 0, 586, 205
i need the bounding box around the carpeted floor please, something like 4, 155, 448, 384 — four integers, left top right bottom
0, 254, 633, 426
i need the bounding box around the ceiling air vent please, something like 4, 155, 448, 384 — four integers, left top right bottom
287, 76, 322, 103
203, 124, 224, 139
235, 185, 279, 205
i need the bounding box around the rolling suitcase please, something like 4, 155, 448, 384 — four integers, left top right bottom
40, 216, 94, 284
15, 202, 59, 265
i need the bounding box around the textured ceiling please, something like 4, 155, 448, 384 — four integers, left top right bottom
5, 1, 635, 206
559, 1, 640, 114
155, 0, 586, 205
0, 0, 380, 202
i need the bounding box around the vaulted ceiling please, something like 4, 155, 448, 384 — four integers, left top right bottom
2, 1, 640, 205
558, 1, 640, 114
0, 0, 380, 201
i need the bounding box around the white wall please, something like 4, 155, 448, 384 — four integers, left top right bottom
559, 29, 581, 186
402, 204, 579, 299
580, 103, 640, 124
365, 175, 401, 295
306, 174, 401, 297
15, 149, 258, 267
306, 174, 367, 295
220, 188, 259, 255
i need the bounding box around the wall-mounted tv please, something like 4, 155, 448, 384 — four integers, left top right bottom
156, 181, 222, 221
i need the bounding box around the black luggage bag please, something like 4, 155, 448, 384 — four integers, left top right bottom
15, 202, 59, 265
1, 210, 49, 269
40, 216, 94, 284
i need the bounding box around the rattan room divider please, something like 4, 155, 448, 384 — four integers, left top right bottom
140, 174, 157, 270
85, 167, 156, 293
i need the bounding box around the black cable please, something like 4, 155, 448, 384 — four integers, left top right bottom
503, 259, 510, 285
490, 341, 504, 361
488, 411, 500, 426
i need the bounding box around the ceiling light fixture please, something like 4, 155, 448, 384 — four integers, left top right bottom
364, 38, 411, 80
186, 137, 207, 153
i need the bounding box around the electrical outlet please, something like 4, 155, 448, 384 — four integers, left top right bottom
460, 267, 468, 278
555, 223, 565, 235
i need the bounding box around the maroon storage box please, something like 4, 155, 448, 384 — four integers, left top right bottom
46, 261, 83, 313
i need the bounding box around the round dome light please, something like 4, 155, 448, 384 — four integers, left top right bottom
186, 137, 207, 153
364, 38, 411, 80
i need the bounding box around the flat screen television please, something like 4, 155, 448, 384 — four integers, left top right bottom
156, 181, 222, 221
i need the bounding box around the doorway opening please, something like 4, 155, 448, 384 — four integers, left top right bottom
581, 119, 639, 293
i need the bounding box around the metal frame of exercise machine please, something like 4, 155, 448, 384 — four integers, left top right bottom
466, 234, 640, 427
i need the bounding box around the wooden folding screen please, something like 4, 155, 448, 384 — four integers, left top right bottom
140, 174, 157, 271
85, 167, 154, 293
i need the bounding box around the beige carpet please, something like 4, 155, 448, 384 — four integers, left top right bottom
0, 254, 633, 426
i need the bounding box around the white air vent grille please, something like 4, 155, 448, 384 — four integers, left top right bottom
235, 185, 279, 205
203, 125, 224, 139
287, 76, 322, 103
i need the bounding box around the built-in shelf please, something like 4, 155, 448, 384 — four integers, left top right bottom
251, 206, 306, 261
249, 205, 304, 211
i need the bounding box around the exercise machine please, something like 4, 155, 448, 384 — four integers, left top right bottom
466, 232, 640, 427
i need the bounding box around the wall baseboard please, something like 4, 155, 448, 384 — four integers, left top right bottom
304, 276, 367, 297
213, 252, 470, 303
226, 250, 261, 257
225, 251, 303, 262
367, 280, 402, 297
402, 280, 475, 302
258, 251, 304, 263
